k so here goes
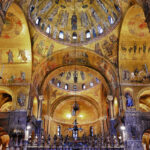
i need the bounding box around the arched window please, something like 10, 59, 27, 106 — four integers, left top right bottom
35, 17, 41, 25
65, 84, 68, 90
57, 81, 61, 87
113, 12, 118, 20
72, 32, 77, 40
82, 84, 86, 90
30, 5, 35, 12
46, 25, 51, 34
86, 30, 91, 39
59, 31, 64, 39
114, 4, 120, 12
97, 25, 103, 34
108, 16, 114, 25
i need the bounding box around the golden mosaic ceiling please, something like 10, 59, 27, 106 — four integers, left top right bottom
29, 0, 121, 45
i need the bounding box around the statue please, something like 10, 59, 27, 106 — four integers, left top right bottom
47, 134, 51, 145
53, 134, 57, 145
21, 72, 26, 81
101, 135, 105, 146
64, 134, 68, 144
59, 135, 63, 145
28, 135, 32, 145
90, 126, 93, 137
106, 135, 111, 147
113, 136, 119, 147
33, 135, 38, 146
41, 135, 45, 146
125, 93, 134, 107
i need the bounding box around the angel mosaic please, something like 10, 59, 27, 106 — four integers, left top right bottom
6, 50, 13, 63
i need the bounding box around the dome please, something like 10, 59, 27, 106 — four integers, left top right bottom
29, 0, 121, 46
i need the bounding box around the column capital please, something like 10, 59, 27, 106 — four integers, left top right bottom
107, 95, 113, 102
39, 95, 44, 101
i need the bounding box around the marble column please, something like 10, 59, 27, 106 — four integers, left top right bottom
100, 119, 104, 136
107, 95, 114, 119
28, 96, 34, 116
104, 117, 108, 132
37, 95, 44, 120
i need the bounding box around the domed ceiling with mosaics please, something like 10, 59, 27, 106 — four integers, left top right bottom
2, 0, 150, 133
29, 0, 121, 46
0, 0, 122, 118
